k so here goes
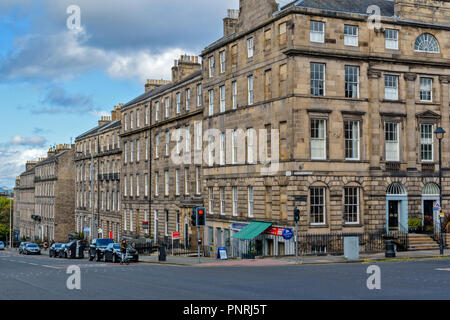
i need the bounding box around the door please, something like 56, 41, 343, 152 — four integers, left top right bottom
278, 242, 285, 256
423, 200, 435, 232
388, 200, 399, 230
267, 239, 274, 256
184, 222, 189, 249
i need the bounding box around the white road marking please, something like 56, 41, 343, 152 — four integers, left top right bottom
436, 268, 450, 272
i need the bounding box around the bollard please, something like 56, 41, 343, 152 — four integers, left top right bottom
385, 240, 396, 258
158, 245, 167, 262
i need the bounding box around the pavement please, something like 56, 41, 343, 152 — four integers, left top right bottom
1, 248, 450, 299
14, 247, 450, 267
138, 249, 449, 267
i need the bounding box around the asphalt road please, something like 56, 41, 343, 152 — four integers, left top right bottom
1, 250, 450, 300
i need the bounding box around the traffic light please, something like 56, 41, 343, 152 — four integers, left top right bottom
294, 206, 300, 222
191, 207, 197, 227
196, 207, 206, 227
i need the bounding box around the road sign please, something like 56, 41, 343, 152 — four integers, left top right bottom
172, 231, 180, 240
83, 227, 90, 233
282, 228, 294, 240
294, 196, 307, 202
434, 202, 440, 210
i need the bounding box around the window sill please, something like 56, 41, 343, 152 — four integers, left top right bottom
309, 224, 328, 228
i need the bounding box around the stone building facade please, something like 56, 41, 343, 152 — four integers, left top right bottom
74, 106, 122, 241
120, 56, 204, 245
34, 144, 75, 242
15, 162, 37, 240
196, 0, 450, 255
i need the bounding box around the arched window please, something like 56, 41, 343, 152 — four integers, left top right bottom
422, 182, 440, 195
414, 33, 439, 53
386, 182, 407, 195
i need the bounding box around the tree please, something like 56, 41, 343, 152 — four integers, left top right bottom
0, 198, 13, 242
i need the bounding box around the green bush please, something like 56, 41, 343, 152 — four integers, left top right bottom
408, 218, 422, 229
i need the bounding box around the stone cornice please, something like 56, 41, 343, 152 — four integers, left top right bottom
284, 46, 450, 68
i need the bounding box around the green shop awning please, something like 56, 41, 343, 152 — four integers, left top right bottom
232, 222, 272, 240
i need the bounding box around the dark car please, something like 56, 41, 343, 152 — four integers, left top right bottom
104, 243, 138, 263
19, 242, 28, 254
49, 243, 63, 257
66, 241, 85, 259
59, 243, 70, 258
23, 243, 41, 255
89, 238, 114, 261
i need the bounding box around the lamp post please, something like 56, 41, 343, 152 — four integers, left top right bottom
9, 197, 12, 248
434, 127, 445, 256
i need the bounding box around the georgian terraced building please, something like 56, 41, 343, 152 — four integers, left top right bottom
120, 58, 204, 244
195, 0, 450, 255
74, 107, 122, 241
34, 144, 75, 242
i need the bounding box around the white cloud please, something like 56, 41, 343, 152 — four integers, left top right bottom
0, 145, 47, 187
10, 135, 47, 147
1, 28, 193, 83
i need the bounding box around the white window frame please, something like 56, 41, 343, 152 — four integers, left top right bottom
248, 75, 254, 105
220, 187, 226, 216
420, 77, 433, 102
209, 56, 214, 78
220, 50, 226, 73
247, 37, 254, 58
310, 119, 327, 160
232, 187, 238, 217
344, 120, 360, 160
209, 89, 214, 116
344, 25, 358, 47
310, 21, 324, 43
385, 122, 400, 162
232, 81, 237, 109
420, 123, 434, 162
220, 85, 226, 113
385, 75, 399, 100
385, 29, 398, 50
248, 186, 254, 218
344, 187, 359, 225
310, 187, 326, 225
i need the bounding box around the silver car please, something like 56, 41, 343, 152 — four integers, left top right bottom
23, 243, 41, 255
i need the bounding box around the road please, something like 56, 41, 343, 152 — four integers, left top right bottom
1, 250, 450, 300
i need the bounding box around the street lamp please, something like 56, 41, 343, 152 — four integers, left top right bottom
434, 127, 445, 256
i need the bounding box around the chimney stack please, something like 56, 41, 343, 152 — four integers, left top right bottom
145, 79, 171, 92
98, 115, 112, 126
171, 55, 201, 83
223, 9, 239, 36
111, 104, 123, 121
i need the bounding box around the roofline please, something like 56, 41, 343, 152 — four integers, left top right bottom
121, 70, 203, 111
201, 5, 450, 56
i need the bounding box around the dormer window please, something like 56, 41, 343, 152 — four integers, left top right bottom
414, 33, 439, 53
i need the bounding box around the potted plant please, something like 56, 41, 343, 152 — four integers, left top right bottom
408, 218, 422, 233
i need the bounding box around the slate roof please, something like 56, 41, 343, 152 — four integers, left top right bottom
293, 0, 395, 17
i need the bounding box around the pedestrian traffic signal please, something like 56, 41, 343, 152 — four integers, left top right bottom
196, 207, 206, 227
294, 206, 300, 222
191, 208, 197, 227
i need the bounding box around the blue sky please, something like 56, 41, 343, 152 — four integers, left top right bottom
0, 0, 291, 187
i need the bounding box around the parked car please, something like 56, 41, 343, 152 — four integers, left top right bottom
19, 242, 28, 254
0, 241, 5, 250
49, 243, 63, 257
66, 241, 85, 259
59, 243, 70, 258
104, 243, 139, 263
89, 238, 114, 261
104, 243, 121, 263
23, 243, 41, 255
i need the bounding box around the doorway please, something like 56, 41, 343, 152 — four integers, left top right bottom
388, 200, 400, 230
423, 200, 435, 232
